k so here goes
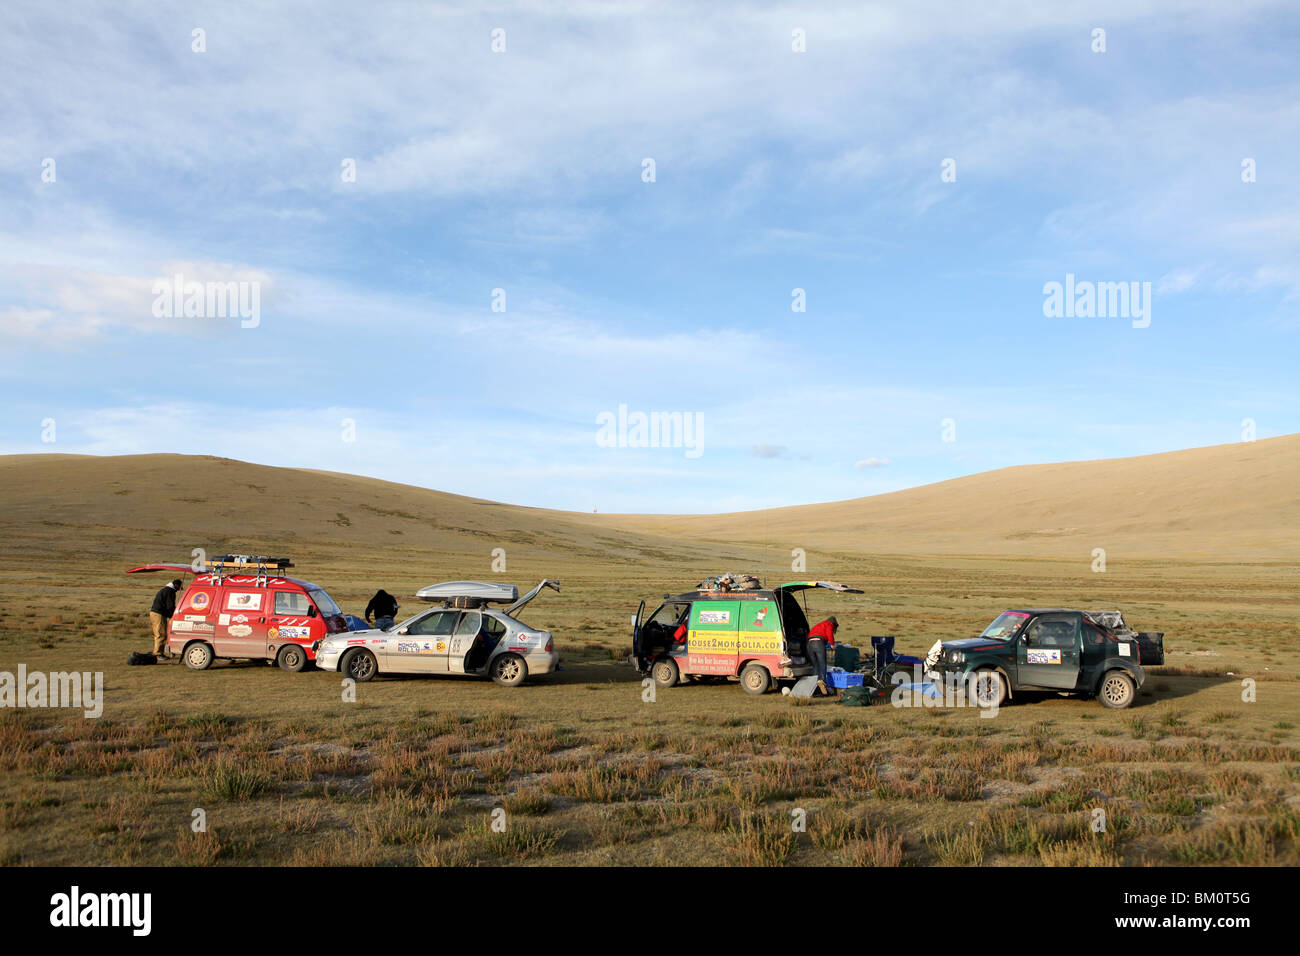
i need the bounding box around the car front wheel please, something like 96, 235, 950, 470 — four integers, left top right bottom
970, 669, 1007, 709
491, 652, 528, 687
1098, 671, 1136, 709
340, 648, 377, 683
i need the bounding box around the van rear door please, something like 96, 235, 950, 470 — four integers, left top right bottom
685, 600, 740, 675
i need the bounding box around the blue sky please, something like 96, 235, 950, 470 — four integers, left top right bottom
1, 1, 1297, 513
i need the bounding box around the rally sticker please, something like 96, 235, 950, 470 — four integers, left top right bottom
1118, 643, 1131, 657
189, 592, 211, 610
227, 624, 253, 638
277, 626, 307, 639
698, 610, 731, 625
218, 614, 230, 625
1026, 648, 1061, 664
435, 640, 448, 653
752, 607, 769, 627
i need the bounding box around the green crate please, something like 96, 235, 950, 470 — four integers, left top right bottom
833, 644, 860, 671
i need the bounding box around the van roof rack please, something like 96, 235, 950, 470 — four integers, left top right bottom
207, 555, 294, 583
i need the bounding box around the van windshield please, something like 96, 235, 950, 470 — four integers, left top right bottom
309, 589, 341, 616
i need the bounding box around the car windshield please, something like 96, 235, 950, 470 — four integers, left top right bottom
389, 609, 430, 632
979, 611, 1031, 641
309, 589, 341, 616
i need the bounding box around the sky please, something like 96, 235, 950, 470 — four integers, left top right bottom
1, 1, 1297, 513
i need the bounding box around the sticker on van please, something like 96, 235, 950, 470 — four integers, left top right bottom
698, 610, 731, 625
227, 592, 262, 611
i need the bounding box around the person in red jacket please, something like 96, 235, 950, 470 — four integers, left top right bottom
807, 616, 837, 693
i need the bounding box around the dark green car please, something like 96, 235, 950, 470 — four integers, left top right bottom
927, 609, 1150, 709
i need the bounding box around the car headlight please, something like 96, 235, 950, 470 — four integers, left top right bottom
947, 650, 964, 664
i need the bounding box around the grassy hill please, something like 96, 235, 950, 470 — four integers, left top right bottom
2, 434, 1296, 571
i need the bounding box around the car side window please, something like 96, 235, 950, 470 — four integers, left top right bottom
408, 610, 458, 636
1028, 617, 1076, 647
454, 611, 481, 636
483, 615, 507, 639
275, 591, 311, 615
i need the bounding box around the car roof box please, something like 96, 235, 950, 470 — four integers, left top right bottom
416, 581, 519, 607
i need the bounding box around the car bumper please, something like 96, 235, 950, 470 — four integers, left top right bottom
524, 651, 559, 676
314, 645, 343, 672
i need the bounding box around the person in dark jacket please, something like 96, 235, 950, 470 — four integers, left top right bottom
807, 616, 838, 694
150, 579, 183, 658
365, 589, 400, 630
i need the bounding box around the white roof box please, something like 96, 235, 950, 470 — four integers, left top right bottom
416, 581, 518, 604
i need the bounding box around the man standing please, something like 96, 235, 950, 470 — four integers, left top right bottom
150, 578, 183, 658
807, 616, 838, 695
365, 589, 401, 630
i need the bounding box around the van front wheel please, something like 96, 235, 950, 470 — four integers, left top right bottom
276, 644, 307, 673
651, 657, 679, 688
183, 642, 214, 671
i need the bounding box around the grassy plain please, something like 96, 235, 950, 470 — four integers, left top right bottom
1, 449, 1297, 865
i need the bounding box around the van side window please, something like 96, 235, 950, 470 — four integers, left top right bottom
275, 591, 312, 615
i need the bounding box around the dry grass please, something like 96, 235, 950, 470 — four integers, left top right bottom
0, 451, 1297, 865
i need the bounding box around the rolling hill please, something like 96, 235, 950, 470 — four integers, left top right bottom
0, 434, 1295, 569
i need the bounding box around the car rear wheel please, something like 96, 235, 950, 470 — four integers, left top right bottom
340, 648, 377, 683
490, 652, 528, 687
276, 644, 307, 673
1098, 671, 1136, 709
740, 663, 771, 695
183, 642, 214, 671
970, 669, 1006, 709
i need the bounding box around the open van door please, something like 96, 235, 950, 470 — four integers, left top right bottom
631, 598, 646, 664
775, 581, 865, 594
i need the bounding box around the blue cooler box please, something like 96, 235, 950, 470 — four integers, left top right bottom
827, 671, 865, 689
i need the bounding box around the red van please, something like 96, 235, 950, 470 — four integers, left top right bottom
127, 555, 348, 671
